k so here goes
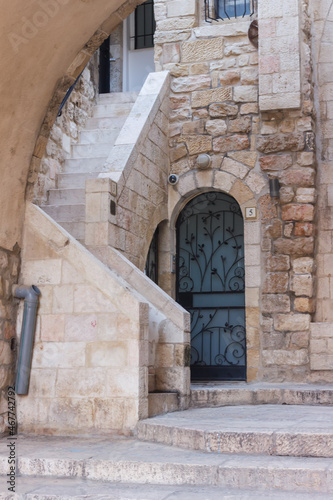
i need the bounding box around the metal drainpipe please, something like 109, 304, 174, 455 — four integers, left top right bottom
13, 285, 41, 395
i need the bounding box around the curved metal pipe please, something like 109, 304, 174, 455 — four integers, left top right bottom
14, 285, 41, 395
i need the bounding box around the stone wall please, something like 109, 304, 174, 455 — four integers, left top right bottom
0, 247, 20, 436
152, 0, 318, 382
258, 0, 301, 110
18, 203, 151, 435
86, 71, 170, 271
257, 0, 315, 381
110, 25, 123, 92
312, 0, 333, 324
16, 202, 190, 435
34, 58, 98, 205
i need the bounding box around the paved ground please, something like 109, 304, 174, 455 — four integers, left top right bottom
1, 477, 332, 499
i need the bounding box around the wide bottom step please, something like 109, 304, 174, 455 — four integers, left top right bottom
0, 435, 333, 495
4, 476, 330, 499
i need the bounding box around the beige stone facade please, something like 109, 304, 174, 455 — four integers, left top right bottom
1, 0, 333, 436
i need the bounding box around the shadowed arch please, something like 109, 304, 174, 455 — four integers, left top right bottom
0, 0, 145, 251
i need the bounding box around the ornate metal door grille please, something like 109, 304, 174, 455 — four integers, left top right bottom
176, 192, 246, 381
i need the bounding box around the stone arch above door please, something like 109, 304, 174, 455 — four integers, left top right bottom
168, 169, 262, 381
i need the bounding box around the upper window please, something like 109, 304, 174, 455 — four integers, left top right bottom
218, 0, 251, 19
133, 0, 156, 49
205, 0, 254, 22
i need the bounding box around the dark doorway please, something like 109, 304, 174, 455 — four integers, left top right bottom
99, 36, 110, 94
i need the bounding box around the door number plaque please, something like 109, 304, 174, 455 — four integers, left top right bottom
245, 207, 257, 220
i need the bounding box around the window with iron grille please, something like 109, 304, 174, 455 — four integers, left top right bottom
132, 0, 156, 49
205, 0, 254, 22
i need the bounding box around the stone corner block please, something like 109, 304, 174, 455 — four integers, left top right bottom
310, 322, 333, 339
86, 178, 114, 194
259, 92, 301, 111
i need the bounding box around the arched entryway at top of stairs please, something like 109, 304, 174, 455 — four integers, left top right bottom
168, 170, 263, 382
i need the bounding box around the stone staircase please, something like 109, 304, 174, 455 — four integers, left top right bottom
42, 91, 138, 243
3, 384, 333, 498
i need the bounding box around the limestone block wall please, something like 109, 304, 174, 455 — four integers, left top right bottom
102, 245, 191, 405
0, 246, 20, 435
87, 71, 170, 270
152, 0, 318, 382
312, 0, 333, 324
258, 0, 301, 110
110, 25, 123, 92
246, 0, 315, 382
17, 203, 150, 435
34, 60, 97, 205
16, 202, 190, 435
310, 323, 333, 371
306, 0, 333, 378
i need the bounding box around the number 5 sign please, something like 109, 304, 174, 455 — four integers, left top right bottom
245, 207, 257, 220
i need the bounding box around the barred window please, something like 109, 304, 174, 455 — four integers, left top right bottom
133, 0, 155, 49
218, 0, 251, 18
205, 0, 254, 22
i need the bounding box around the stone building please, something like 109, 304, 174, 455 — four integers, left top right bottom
1, 0, 333, 437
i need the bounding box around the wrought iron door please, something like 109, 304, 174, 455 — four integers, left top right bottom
176, 192, 246, 381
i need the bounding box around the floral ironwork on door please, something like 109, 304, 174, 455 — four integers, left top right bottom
176, 191, 246, 380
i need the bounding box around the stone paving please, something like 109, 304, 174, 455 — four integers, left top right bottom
2, 477, 332, 499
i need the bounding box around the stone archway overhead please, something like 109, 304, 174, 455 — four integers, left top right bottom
0, 0, 144, 252
27, 0, 146, 202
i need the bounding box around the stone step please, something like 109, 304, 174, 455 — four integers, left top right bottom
93, 102, 134, 118
71, 142, 113, 159
48, 188, 85, 205
79, 128, 120, 144
57, 172, 98, 189
148, 392, 179, 418
41, 204, 85, 222
97, 91, 139, 104
86, 115, 128, 130
148, 373, 156, 392
64, 157, 106, 173
190, 382, 333, 409
2, 476, 329, 499
59, 221, 85, 241
137, 404, 333, 458
1, 435, 333, 495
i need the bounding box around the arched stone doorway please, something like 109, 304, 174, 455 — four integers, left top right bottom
176, 191, 246, 381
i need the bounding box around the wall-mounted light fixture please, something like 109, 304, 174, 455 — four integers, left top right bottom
269, 178, 280, 198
